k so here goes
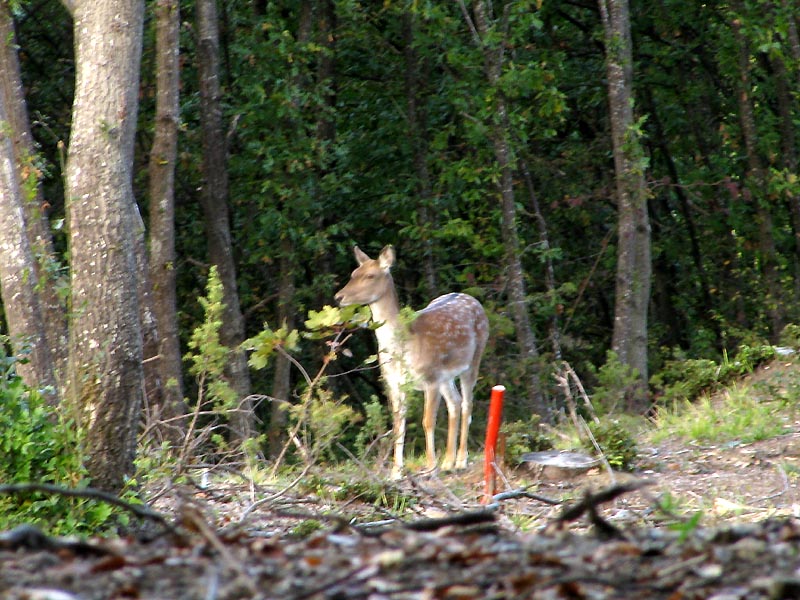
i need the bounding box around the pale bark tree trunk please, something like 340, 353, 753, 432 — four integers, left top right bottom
196, 0, 254, 440
148, 0, 186, 441
0, 92, 58, 397
599, 0, 651, 411
0, 0, 67, 396
61, 0, 145, 492
465, 0, 547, 419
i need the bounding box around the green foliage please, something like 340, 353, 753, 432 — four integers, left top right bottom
588, 351, 641, 414
16, 0, 800, 486
582, 418, 638, 472
178, 267, 264, 474
354, 396, 388, 459
0, 341, 118, 534
652, 344, 777, 405
778, 324, 800, 349
185, 266, 238, 412
289, 384, 359, 463
651, 385, 789, 445
500, 416, 553, 465
297, 472, 415, 511
303, 304, 373, 340
290, 519, 324, 538
244, 324, 300, 370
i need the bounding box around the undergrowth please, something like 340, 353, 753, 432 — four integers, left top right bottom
0, 340, 121, 535
650, 385, 791, 444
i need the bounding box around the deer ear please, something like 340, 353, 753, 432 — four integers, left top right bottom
378, 245, 396, 270
353, 245, 370, 265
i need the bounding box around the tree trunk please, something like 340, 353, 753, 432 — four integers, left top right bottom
148, 0, 186, 441
469, 0, 547, 420
0, 92, 58, 397
0, 0, 67, 395
268, 244, 294, 458
196, 0, 253, 440
61, 0, 145, 492
403, 9, 437, 298
521, 159, 562, 362
732, 16, 784, 338
599, 0, 652, 411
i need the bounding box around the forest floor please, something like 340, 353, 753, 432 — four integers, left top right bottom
2, 363, 800, 599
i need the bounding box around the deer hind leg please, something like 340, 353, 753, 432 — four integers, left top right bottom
438, 380, 462, 471
422, 384, 441, 471
455, 368, 477, 470
389, 386, 407, 480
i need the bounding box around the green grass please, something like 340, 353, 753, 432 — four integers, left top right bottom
650, 384, 790, 444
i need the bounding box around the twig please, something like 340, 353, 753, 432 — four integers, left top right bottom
179, 502, 256, 593
488, 487, 561, 506
580, 415, 617, 484
239, 462, 315, 523
554, 480, 653, 529
402, 507, 497, 532
0, 483, 175, 534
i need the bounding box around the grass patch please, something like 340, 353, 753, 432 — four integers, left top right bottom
651, 384, 790, 444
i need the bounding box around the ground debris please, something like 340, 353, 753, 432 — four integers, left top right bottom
1, 514, 800, 599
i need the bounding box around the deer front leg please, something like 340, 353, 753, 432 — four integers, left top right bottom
389, 387, 407, 480
422, 384, 441, 470
456, 377, 474, 470
439, 381, 462, 471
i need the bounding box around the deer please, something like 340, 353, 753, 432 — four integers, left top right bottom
335, 245, 489, 479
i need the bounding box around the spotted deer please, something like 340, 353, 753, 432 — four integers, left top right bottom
335, 245, 489, 479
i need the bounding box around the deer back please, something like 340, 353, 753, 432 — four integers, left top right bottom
407, 293, 489, 385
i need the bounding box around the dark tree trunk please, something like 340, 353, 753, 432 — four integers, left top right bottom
468, 0, 547, 420
599, 0, 652, 412
148, 0, 186, 441
268, 243, 295, 458
732, 16, 784, 339
521, 159, 562, 362
196, 0, 253, 440
403, 9, 437, 298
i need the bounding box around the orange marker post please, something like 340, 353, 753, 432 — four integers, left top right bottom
482, 385, 506, 504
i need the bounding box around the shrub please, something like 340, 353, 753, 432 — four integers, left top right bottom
582, 418, 638, 471
0, 342, 116, 534
500, 416, 552, 465
651, 344, 776, 405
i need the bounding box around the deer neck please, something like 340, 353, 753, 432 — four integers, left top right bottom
368, 278, 407, 354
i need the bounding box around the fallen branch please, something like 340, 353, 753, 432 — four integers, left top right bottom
0, 482, 175, 535
402, 508, 497, 532
552, 480, 654, 538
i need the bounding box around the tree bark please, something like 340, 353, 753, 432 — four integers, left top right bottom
732, 16, 784, 338
196, 0, 253, 440
468, 0, 547, 419
599, 0, 652, 411
0, 91, 58, 397
268, 243, 294, 458
148, 0, 186, 441
403, 9, 437, 298
0, 0, 67, 396
61, 0, 145, 492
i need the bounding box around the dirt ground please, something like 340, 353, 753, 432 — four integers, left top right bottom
2, 370, 800, 599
